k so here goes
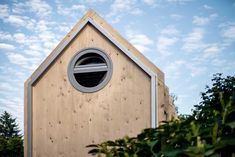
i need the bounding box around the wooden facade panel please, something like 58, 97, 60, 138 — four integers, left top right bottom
25, 10, 177, 157
90, 12, 165, 82
157, 81, 176, 123
31, 24, 151, 157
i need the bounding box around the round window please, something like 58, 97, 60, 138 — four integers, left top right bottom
68, 48, 113, 93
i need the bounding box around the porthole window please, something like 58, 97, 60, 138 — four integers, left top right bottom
68, 48, 113, 93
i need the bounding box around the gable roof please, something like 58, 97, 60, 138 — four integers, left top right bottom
25, 11, 162, 156
26, 9, 164, 85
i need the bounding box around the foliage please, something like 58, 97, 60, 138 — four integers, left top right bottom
0, 111, 20, 138
193, 73, 235, 124
0, 111, 23, 157
87, 73, 235, 157
170, 93, 178, 114
170, 93, 178, 105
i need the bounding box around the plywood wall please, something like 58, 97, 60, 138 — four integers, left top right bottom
25, 10, 177, 157
157, 81, 177, 123
30, 24, 151, 157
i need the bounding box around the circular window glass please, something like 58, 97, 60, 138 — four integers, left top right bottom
68, 48, 113, 93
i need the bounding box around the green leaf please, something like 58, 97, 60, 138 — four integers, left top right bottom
86, 144, 99, 148
88, 148, 100, 154
226, 121, 235, 129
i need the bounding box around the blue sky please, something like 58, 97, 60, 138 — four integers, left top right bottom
0, 0, 235, 132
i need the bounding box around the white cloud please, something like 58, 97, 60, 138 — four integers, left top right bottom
5, 15, 25, 26
156, 25, 179, 56
12, 3, 26, 14
182, 28, 206, 52
6, 52, 41, 71
0, 32, 13, 40
28, 44, 43, 52
157, 36, 178, 55
7, 53, 29, 66
192, 14, 217, 26
38, 31, 56, 42
108, 15, 122, 24
6, 50, 43, 71
193, 16, 210, 26
142, 0, 155, 5
0, 4, 38, 30
203, 4, 213, 10
0, 95, 24, 134
0, 43, 16, 50
167, 0, 193, 4
142, 0, 157, 6
170, 14, 183, 20
126, 30, 153, 53
188, 84, 198, 90
13, 33, 26, 43
221, 23, 235, 40
0, 82, 18, 92
11, 27, 59, 57
219, 22, 235, 47
88, 0, 107, 2
160, 25, 179, 36
80, 0, 107, 3
10, 0, 52, 18
43, 40, 59, 50
0, 4, 9, 18
9, 18, 61, 55
0, 97, 22, 109
211, 58, 226, 67
111, 0, 134, 12
13, 33, 38, 47
164, 60, 186, 79
202, 44, 220, 59
57, 4, 86, 17
35, 20, 51, 32
130, 8, 143, 15
108, 0, 143, 19
27, 0, 52, 18
56, 24, 71, 33
2, 15, 36, 30
187, 64, 207, 77
19, 40, 44, 57
23, 49, 42, 57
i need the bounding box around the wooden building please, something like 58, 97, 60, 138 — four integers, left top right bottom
24, 10, 176, 157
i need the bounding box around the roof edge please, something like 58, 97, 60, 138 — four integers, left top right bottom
25, 10, 95, 84
89, 10, 165, 81
26, 9, 164, 85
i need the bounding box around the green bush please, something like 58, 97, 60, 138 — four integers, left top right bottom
87, 74, 235, 157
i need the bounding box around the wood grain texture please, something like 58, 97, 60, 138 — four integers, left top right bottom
24, 10, 176, 157
25, 9, 164, 87
30, 24, 151, 157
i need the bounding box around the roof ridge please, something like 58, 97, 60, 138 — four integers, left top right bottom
26, 9, 165, 84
